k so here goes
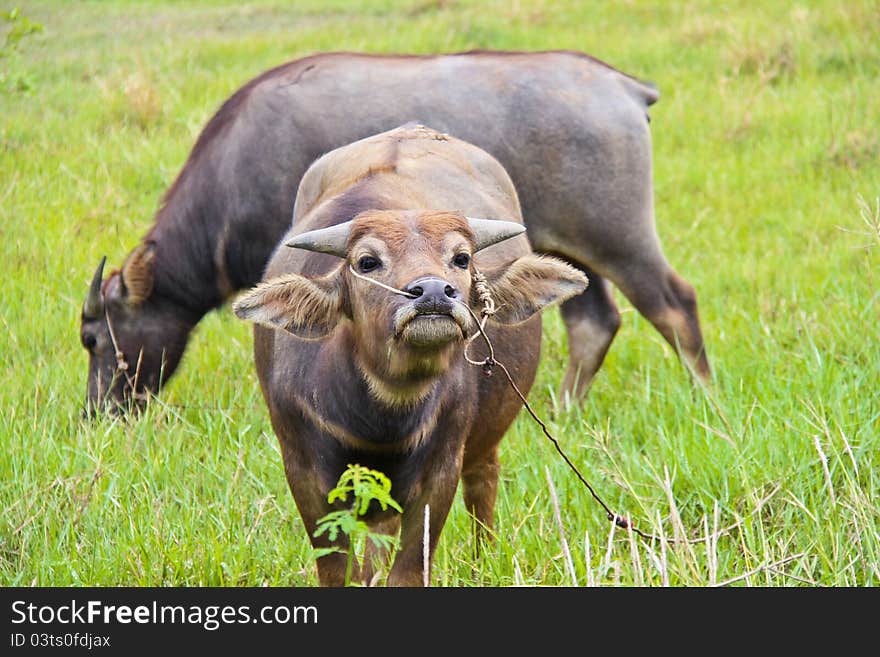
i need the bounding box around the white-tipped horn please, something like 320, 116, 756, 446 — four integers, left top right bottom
466, 218, 527, 251
285, 221, 354, 258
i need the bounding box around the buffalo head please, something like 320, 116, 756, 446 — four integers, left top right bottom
233, 211, 587, 405
80, 243, 193, 415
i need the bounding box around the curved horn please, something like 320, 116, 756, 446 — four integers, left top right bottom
285, 221, 353, 258
466, 218, 527, 251
83, 256, 106, 318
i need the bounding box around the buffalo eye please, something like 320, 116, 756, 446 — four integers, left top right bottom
453, 253, 471, 269
82, 333, 97, 350
358, 255, 380, 273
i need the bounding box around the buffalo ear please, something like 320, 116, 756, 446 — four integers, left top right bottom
121, 241, 156, 306
481, 255, 588, 325
233, 269, 344, 340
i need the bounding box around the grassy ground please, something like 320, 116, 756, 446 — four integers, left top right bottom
1, 0, 878, 587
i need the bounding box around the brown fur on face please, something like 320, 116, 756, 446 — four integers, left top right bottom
344, 211, 478, 399
347, 210, 475, 250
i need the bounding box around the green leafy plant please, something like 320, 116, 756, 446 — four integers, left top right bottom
2, 7, 44, 93
313, 464, 403, 586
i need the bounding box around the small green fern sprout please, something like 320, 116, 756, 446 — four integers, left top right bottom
313, 464, 403, 585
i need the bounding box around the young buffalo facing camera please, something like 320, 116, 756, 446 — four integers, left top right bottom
234, 125, 587, 586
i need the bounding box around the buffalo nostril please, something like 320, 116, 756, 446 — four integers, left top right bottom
405, 278, 457, 300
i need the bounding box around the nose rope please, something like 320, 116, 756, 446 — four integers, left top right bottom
346, 264, 491, 359
101, 295, 149, 406
103, 304, 129, 373
463, 269, 497, 366
346, 263, 496, 364
470, 270, 496, 318
347, 265, 418, 298
460, 286, 651, 539
89, 293, 151, 410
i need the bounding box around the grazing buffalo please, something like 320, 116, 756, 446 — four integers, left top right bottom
233, 125, 587, 585
80, 50, 709, 414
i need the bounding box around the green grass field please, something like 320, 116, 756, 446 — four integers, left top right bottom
2, 0, 878, 587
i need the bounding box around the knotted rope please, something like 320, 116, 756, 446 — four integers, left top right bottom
104, 305, 129, 374
100, 295, 150, 407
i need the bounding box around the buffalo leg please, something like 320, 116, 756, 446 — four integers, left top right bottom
387, 468, 460, 587
360, 517, 401, 586
461, 446, 501, 549
611, 261, 710, 382
295, 497, 351, 587
279, 441, 354, 587
558, 266, 621, 405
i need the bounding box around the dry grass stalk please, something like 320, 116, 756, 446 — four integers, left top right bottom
244, 495, 273, 546
602, 519, 619, 585
662, 466, 701, 579
812, 434, 836, 505
545, 467, 577, 586
626, 520, 644, 586
423, 504, 430, 587
583, 531, 596, 587
711, 553, 806, 587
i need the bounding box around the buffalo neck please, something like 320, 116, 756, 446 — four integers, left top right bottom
143, 133, 296, 320
302, 328, 459, 449
143, 235, 219, 325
